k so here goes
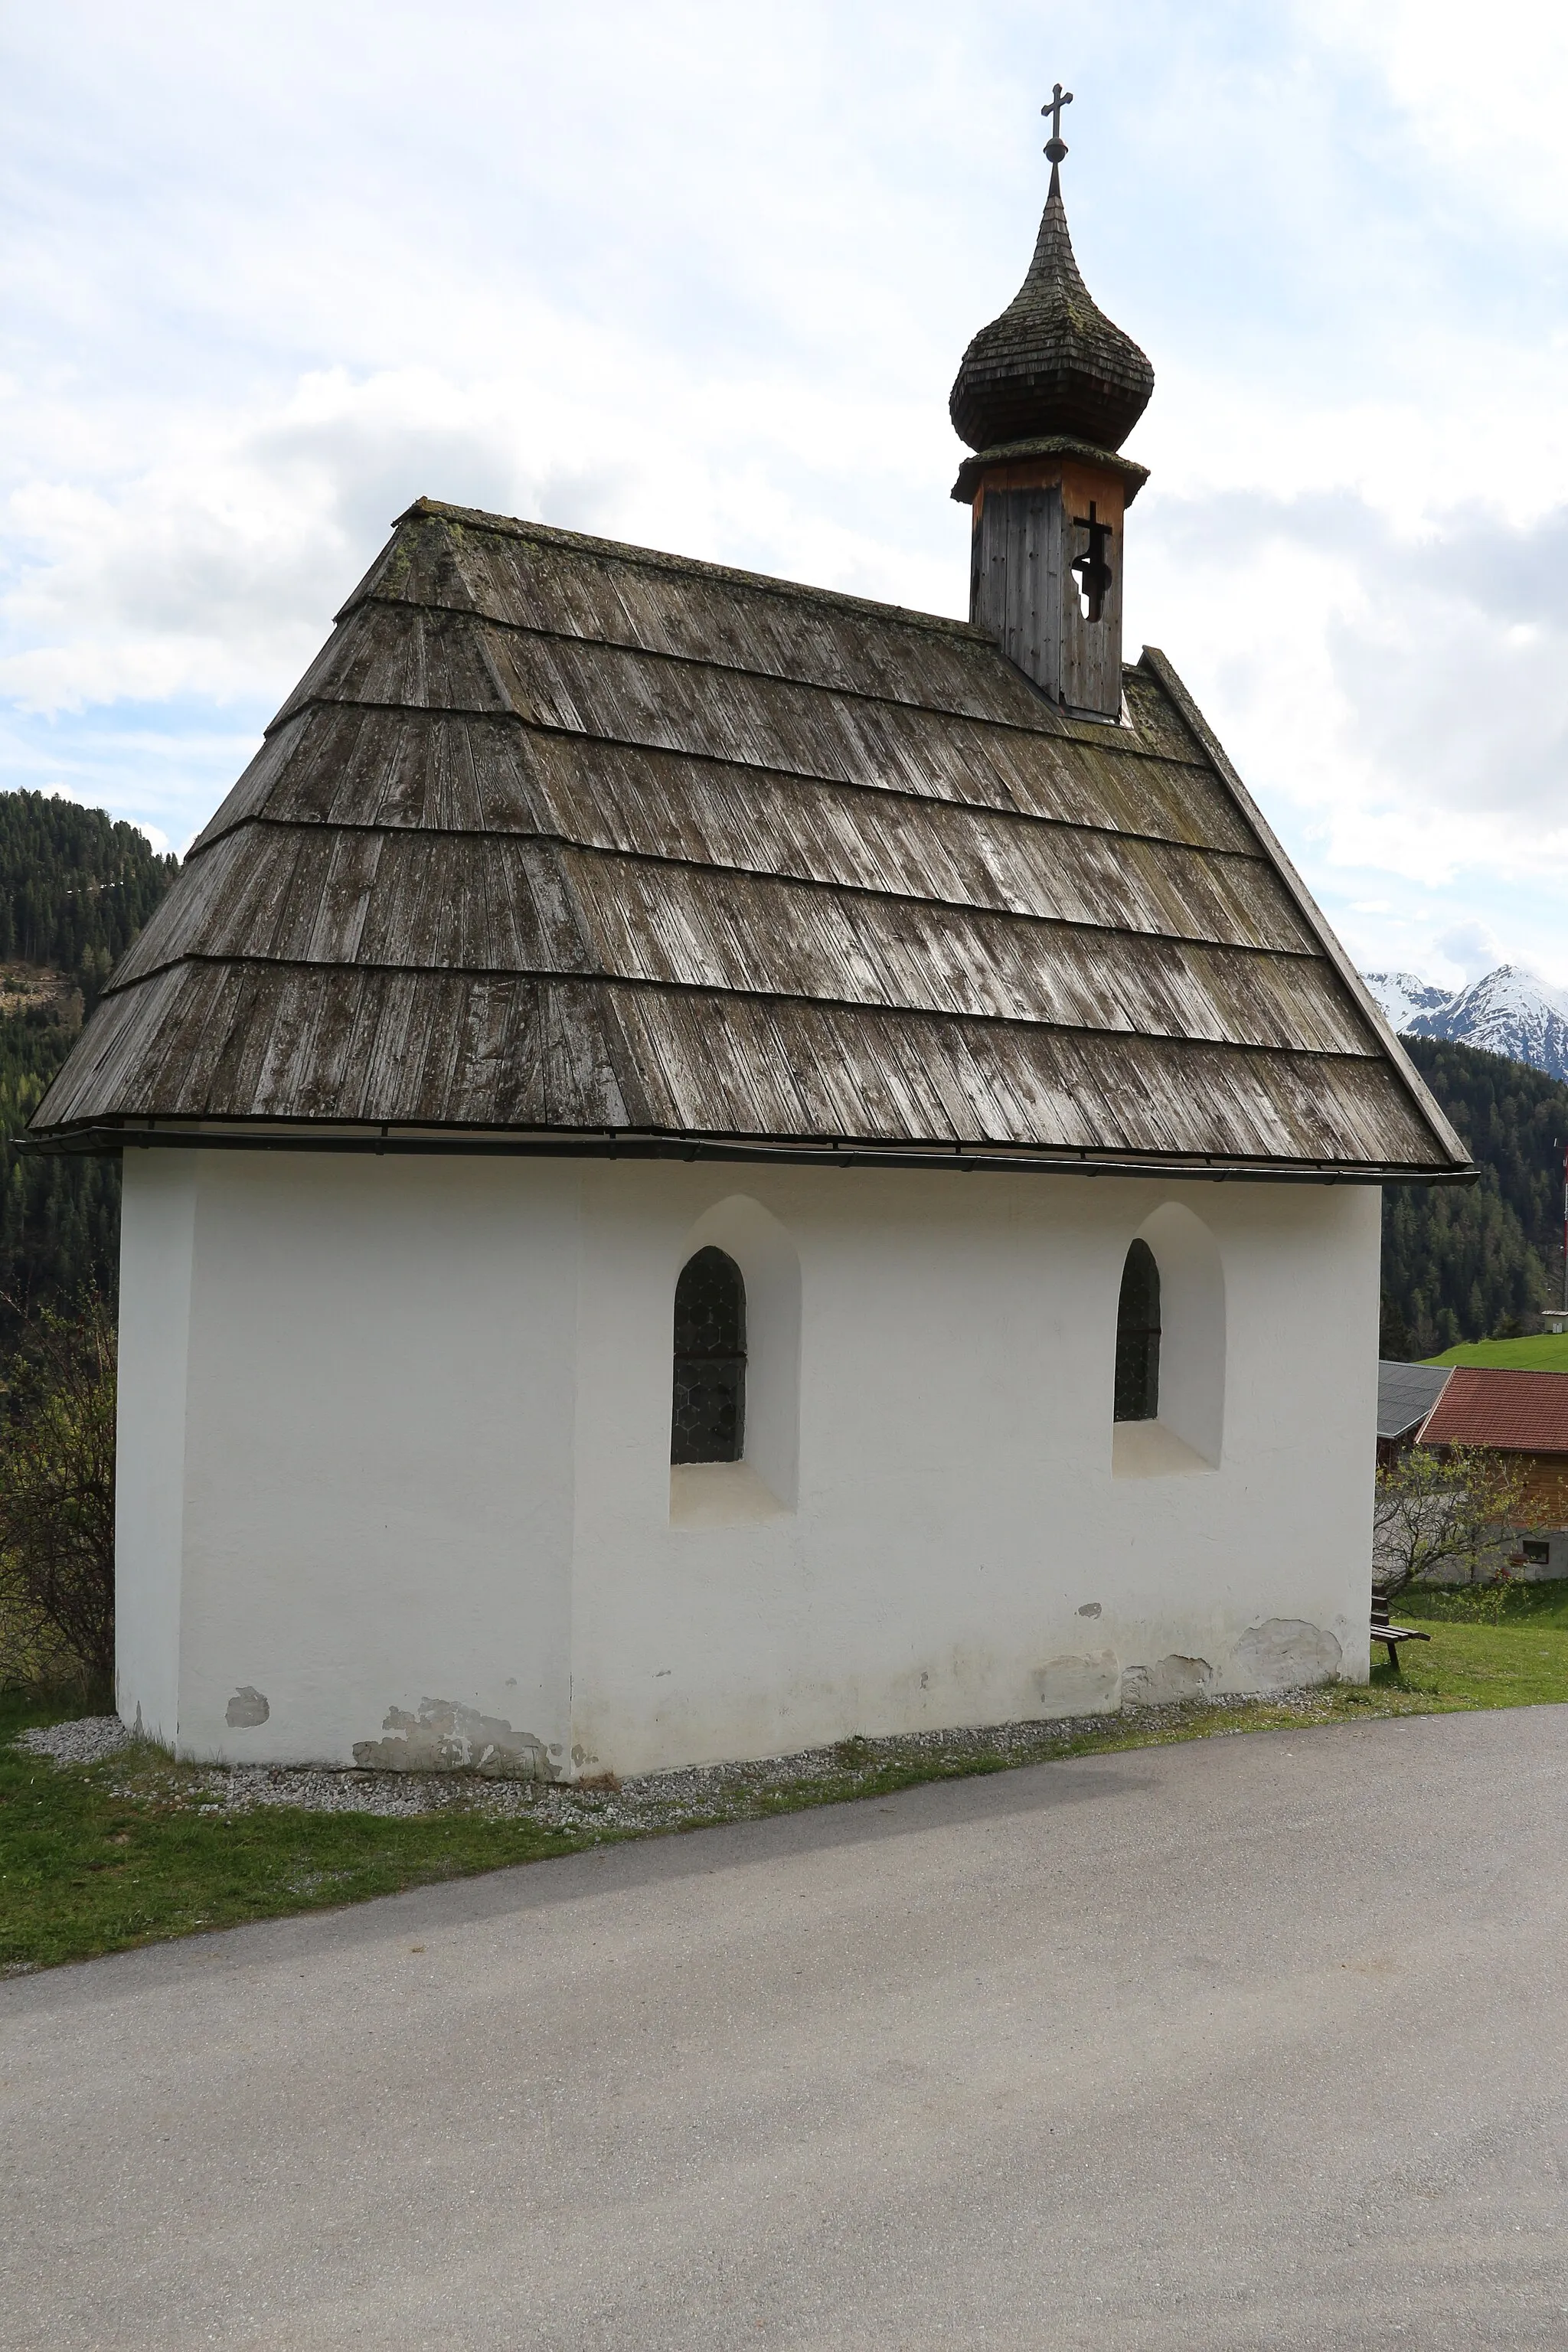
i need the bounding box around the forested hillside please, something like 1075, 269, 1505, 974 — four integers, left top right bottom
0, 792, 175, 1010
1381, 1037, 1568, 1357
0, 794, 178, 1338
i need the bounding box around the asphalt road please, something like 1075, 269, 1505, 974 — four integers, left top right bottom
5, 1709, 1568, 2350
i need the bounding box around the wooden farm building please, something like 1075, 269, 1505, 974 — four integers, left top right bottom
1419, 1367, 1568, 1575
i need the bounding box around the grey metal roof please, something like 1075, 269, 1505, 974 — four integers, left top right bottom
1377, 1361, 1452, 1441
31, 499, 1472, 1177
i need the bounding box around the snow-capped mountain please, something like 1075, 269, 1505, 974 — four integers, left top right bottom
1363, 971, 1455, 1034
1362, 965, 1568, 1083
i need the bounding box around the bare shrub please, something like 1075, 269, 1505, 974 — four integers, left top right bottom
0, 1298, 116, 1688
1373, 1443, 1529, 1599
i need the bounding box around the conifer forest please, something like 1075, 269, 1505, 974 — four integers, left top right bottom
1380, 1038, 1568, 1357
0, 792, 177, 1345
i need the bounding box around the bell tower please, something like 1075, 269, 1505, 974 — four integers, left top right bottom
949, 87, 1153, 721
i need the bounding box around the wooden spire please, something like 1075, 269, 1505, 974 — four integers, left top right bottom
949, 106, 1153, 457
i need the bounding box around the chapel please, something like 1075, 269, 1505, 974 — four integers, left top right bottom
31, 109, 1470, 1774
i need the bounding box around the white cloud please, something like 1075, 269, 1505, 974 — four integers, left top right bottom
1304, 0, 1568, 239
4, 0, 1568, 993
1132, 484, 1568, 898
1435, 920, 1505, 987
1, 347, 963, 723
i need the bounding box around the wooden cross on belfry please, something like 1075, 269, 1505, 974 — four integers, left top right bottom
1042, 82, 1073, 164
1071, 501, 1113, 623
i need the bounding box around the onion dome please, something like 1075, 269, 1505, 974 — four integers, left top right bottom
950, 158, 1154, 456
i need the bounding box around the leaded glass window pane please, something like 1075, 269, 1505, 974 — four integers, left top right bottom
671, 1246, 746, 1464
1113, 1240, 1161, 1423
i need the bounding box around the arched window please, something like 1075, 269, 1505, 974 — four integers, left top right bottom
671, 1247, 746, 1464
1114, 1240, 1161, 1423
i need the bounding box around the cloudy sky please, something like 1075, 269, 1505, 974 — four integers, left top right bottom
5, 0, 1568, 992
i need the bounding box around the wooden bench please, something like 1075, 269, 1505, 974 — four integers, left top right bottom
1371, 1586, 1431, 1672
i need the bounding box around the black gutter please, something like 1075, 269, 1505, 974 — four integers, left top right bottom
20, 1122, 1479, 1187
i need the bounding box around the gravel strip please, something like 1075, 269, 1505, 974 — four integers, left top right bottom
47, 1687, 1350, 1831
17, 1687, 1362, 1838
17, 1717, 132, 1765
132, 1717, 1145, 1831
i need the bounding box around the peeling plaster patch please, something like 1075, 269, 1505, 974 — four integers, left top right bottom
352, 1699, 553, 1778
1122, 1655, 1212, 1706
1232, 1620, 1342, 1694
1076, 1602, 1102, 1619
225, 1687, 270, 1729
1034, 1651, 1119, 1717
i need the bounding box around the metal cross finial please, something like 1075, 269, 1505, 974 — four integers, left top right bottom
1042, 82, 1073, 165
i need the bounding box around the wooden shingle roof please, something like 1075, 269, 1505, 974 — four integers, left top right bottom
31, 498, 1470, 1180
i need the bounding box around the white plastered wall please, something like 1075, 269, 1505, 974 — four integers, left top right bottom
116, 1149, 580, 1769
114, 1151, 195, 1744
116, 1150, 1380, 1773
568, 1162, 1379, 1772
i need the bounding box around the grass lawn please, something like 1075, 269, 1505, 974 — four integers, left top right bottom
1383, 1576, 1568, 1706
8, 1586, 1568, 1975
1423, 1335, 1568, 1372
0, 1686, 589, 1976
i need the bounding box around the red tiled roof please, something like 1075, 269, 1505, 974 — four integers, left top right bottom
1418, 1366, 1568, 1455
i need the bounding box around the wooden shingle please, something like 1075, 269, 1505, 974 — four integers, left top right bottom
31, 500, 1469, 1180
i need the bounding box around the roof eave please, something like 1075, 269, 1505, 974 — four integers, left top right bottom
950, 436, 1151, 506
23, 1114, 1478, 1186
